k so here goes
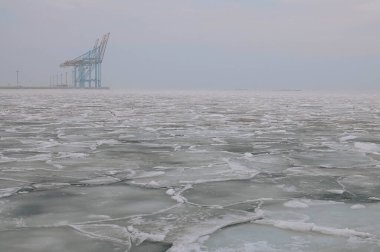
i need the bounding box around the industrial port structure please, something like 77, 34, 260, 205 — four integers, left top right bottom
60, 33, 110, 88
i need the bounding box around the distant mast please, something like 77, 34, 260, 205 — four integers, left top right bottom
16, 70, 19, 86
60, 33, 110, 88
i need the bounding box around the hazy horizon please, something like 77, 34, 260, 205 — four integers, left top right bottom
1, 0, 380, 90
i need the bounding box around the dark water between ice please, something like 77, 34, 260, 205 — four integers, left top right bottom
0, 90, 379, 251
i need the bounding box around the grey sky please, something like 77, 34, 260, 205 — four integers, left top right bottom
1, 0, 379, 90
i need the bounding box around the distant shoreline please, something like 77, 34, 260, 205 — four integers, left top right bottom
0, 86, 110, 90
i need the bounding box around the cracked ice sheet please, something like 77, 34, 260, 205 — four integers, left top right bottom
79, 204, 260, 251
1, 90, 380, 251
289, 150, 376, 169
251, 199, 380, 246
182, 173, 347, 207
0, 226, 128, 252
128, 157, 261, 188
0, 184, 175, 230
201, 223, 380, 252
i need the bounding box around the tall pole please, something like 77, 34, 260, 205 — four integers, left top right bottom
65, 72, 68, 87
94, 65, 96, 87
16, 70, 19, 86
72, 69, 75, 88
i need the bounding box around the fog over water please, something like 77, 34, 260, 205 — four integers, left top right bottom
0, 90, 379, 251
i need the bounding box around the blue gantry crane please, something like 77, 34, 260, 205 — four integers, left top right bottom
60, 33, 110, 88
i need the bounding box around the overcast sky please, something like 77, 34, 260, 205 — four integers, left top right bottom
1, 0, 380, 90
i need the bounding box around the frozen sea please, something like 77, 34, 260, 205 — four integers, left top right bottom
0, 89, 380, 252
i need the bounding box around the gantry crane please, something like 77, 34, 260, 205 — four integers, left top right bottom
60, 33, 110, 88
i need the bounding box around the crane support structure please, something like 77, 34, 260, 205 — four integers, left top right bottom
60, 33, 110, 88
